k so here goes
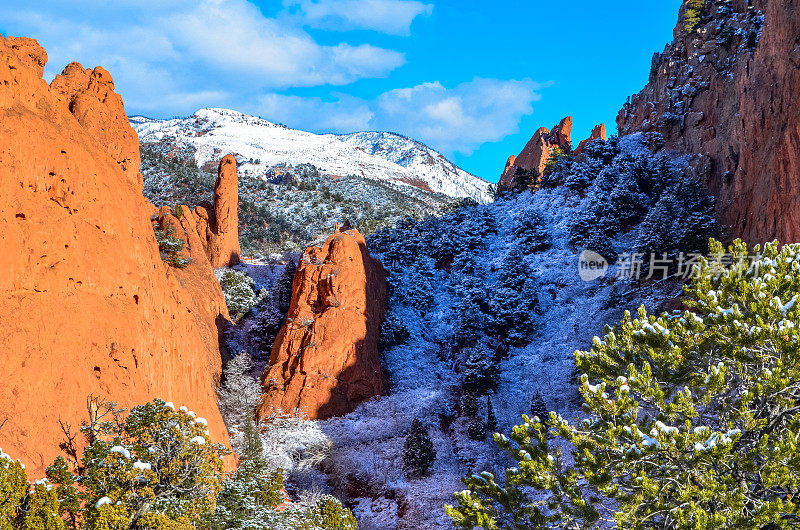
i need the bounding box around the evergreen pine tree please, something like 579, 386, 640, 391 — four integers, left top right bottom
462, 343, 500, 395
241, 416, 263, 463
513, 209, 551, 254
460, 392, 480, 417
684, 0, 705, 33
402, 418, 436, 479
46, 397, 228, 529
486, 246, 540, 345
21, 482, 65, 530
529, 389, 548, 424
486, 397, 497, 434
511, 167, 538, 192
467, 417, 486, 441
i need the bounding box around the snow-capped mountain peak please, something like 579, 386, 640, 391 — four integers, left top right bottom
131, 108, 493, 203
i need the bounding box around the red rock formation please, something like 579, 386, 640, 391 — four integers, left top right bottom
498, 117, 573, 192
210, 155, 241, 267
0, 34, 231, 476
182, 155, 241, 268
258, 225, 387, 420
618, 0, 800, 243
574, 124, 607, 155
50, 62, 141, 188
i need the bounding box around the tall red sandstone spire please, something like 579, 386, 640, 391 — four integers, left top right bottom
498, 117, 573, 192
258, 225, 387, 420
210, 155, 241, 268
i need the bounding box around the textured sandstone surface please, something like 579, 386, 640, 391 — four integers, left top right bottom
0, 34, 231, 476
208, 155, 241, 268
617, 0, 800, 243
498, 117, 573, 191
574, 124, 608, 155
258, 225, 387, 420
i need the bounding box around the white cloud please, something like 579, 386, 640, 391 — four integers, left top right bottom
0, 0, 406, 113
258, 78, 543, 156
1, 1, 543, 157
166, 0, 405, 86
258, 93, 373, 131
372, 78, 544, 155
286, 0, 433, 35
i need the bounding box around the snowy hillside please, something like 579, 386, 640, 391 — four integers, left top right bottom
223, 132, 719, 528
131, 108, 492, 203
338, 131, 492, 203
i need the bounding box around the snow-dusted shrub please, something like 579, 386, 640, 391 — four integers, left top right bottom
562, 156, 604, 190
259, 410, 333, 474
152, 223, 191, 268
252, 304, 285, 353
567, 199, 617, 259
399, 267, 435, 314
566, 135, 713, 261
212, 414, 356, 530
487, 246, 539, 344
540, 147, 573, 186
402, 418, 436, 479
0, 449, 64, 529
512, 207, 551, 254
217, 352, 262, 447
380, 311, 410, 351
635, 177, 720, 259
453, 290, 488, 348
218, 269, 265, 320
461, 343, 500, 395
466, 415, 486, 441
46, 397, 227, 529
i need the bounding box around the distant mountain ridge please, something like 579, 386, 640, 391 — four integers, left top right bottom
130, 108, 493, 203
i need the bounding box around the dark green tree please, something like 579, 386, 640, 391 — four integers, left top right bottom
462, 344, 500, 395
529, 389, 548, 424
46, 396, 227, 530
486, 397, 497, 435
402, 418, 436, 479
684, 0, 706, 33
467, 417, 486, 441
513, 209, 551, 254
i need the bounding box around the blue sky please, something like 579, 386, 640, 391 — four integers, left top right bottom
1, 0, 681, 181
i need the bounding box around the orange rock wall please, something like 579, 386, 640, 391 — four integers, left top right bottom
498, 117, 609, 192
617, 0, 800, 243
258, 226, 387, 420
0, 34, 231, 476
574, 124, 607, 155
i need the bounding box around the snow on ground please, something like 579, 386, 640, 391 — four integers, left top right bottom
131, 109, 493, 203
312, 186, 681, 530
221, 135, 694, 528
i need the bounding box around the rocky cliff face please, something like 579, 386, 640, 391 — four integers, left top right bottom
499, 117, 606, 192
258, 225, 387, 420
618, 0, 800, 243
0, 34, 231, 475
